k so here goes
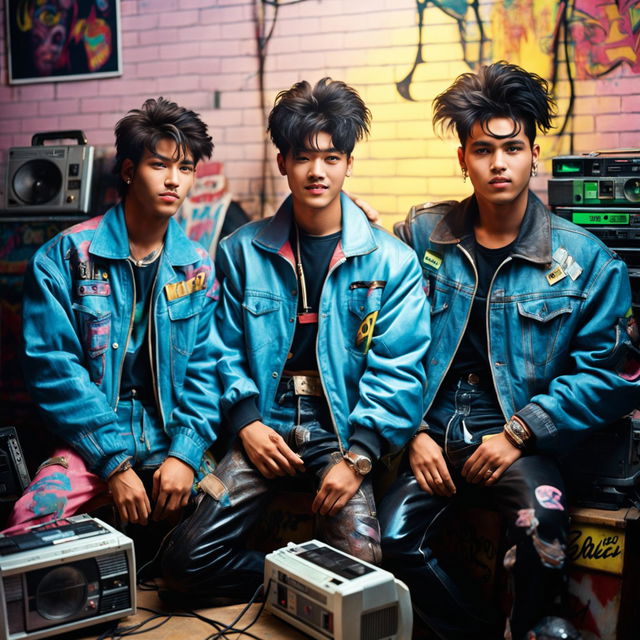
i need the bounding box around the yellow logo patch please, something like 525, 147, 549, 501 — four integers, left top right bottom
423, 250, 443, 270
164, 272, 207, 301
355, 311, 378, 355
546, 265, 567, 286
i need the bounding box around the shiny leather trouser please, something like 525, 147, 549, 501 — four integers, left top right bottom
161, 383, 381, 601
379, 379, 569, 640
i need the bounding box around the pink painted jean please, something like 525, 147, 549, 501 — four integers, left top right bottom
3, 447, 112, 535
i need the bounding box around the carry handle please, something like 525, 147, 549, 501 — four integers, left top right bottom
31, 130, 88, 146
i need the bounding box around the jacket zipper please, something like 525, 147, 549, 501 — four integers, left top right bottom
316, 256, 348, 454
147, 267, 163, 439
114, 260, 137, 410
484, 256, 512, 421
441, 244, 477, 459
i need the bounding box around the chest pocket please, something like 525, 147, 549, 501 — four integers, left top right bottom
243, 291, 283, 353
517, 295, 581, 366
347, 286, 383, 356
167, 291, 206, 356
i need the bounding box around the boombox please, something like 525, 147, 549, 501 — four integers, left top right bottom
4, 131, 94, 215
553, 154, 640, 178
264, 540, 412, 640
548, 177, 640, 207
0, 515, 135, 639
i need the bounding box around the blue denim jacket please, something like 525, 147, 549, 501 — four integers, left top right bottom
22, 204, 220, 479
397, 192, 639, 456
215, 193, 430, 454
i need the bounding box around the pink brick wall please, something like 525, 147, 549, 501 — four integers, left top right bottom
1, 1, 639, 225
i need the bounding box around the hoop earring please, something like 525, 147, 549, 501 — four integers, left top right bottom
461, 167, 468, 183
531, 164, 538, 177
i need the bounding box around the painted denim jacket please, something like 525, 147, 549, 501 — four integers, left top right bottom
22, 204, 220, 479
215, 193, 430, 454
396, 192, 639, 456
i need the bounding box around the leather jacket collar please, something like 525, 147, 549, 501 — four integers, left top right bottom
429, 190, 551, 265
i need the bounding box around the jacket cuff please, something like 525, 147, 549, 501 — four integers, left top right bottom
98, 453, 131, 481
515, 403, 556, 450
227, 396, 262, 435
168, 431, 209, 472
349, 427, 384, 460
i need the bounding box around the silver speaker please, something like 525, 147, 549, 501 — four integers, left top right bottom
4, 131, 94, 214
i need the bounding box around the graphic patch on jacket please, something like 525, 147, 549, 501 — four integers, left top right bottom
547, 247, 582, 285
165, 271, 208, 301
356, 311, 378, 355
422, 250, 443, 271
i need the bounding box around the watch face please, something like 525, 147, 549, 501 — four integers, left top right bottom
355, 456, 372, 475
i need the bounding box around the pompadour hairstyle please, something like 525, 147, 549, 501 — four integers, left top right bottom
432, 61, 556, 147
267, 77, 371, 157
114, 97, 213, 197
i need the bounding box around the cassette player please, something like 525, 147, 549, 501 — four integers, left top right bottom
548, 177, 640, 207
0, 515, 135, 640
264, 540, 412, 640
553, 154, 640, 178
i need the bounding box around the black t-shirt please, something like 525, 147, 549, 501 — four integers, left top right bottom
119, 257, 160, 406
286, 227, 341, 372
450, 238, 516, 381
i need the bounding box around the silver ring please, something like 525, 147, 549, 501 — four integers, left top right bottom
486, 468, 495, 476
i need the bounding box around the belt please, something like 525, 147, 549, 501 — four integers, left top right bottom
283, 374, 323, 397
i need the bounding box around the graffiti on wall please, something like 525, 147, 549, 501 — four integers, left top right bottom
398, 0, 640, 146
397, 0, 488, 101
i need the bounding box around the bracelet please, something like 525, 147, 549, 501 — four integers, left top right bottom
114, 459, 133, 475
504, 416, 532, 450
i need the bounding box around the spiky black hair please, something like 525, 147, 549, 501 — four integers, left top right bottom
432, 61, 556, 147
268, 77, 370, 157
114, 97, 213, 198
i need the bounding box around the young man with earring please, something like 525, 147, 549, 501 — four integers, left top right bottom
378, 62, 639, 639
161, 78, 429, 602
6, 98, 219, 536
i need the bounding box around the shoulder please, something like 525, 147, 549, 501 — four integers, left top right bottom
219, 218, 268, 249
396, 200, 460, 246
549, 212, 621, 262
369, 223, 418, 262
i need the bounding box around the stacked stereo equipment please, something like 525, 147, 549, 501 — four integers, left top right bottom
549, 151, 640, 508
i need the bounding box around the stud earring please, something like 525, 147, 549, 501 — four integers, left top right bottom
126, 178, 132, 184
531, 164, 538, 177
461, 167, 468, 183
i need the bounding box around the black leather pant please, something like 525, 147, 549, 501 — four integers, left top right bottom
379, 379, 569, 640
161, 387, 380, 601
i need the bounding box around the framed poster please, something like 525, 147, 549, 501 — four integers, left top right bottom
5, 0, 122, 84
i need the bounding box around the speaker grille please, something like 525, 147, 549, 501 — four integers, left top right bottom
360, 604, 398, 640
100, 590, 130, 614
3, 575, 25, 633
96, 551, 128, 577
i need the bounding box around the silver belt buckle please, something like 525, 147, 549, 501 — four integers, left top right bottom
292, 375, 322, 396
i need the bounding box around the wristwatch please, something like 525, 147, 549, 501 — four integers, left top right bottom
343, 451, 372, 476
504, 416, 532, 450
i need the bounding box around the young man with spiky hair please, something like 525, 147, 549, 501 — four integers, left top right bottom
379, 62, 639, 638
6, 98, 219, 534
161, 78, 429, 602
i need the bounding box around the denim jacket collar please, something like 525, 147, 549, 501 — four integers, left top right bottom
430, 190, 552, 265
253, 193, 378, 257
89, 203, 201, 266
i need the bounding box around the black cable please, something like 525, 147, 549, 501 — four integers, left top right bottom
205, 581, 268, 640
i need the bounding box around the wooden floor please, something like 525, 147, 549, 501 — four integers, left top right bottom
71, 587, 309, 640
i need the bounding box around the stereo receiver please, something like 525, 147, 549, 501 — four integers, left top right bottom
264, 540, 412, 640
554, 207, 640, 241
0, 514, 135, 640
